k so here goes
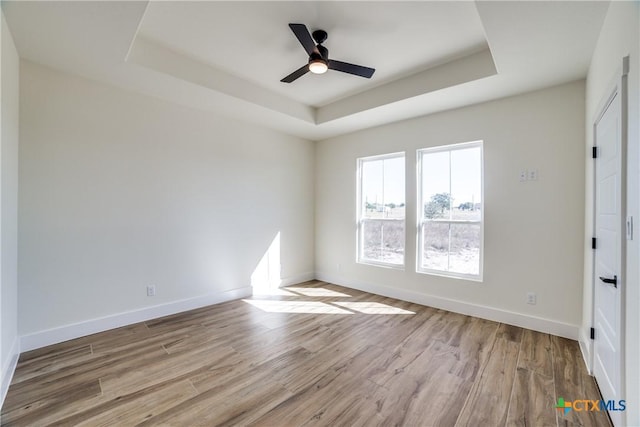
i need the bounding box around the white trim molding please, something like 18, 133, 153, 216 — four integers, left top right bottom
1, 337, 20, 409
279, 272, 316, 287
20, 286, 252, 352
316, 272, 579, 340
19, 272, 315, 353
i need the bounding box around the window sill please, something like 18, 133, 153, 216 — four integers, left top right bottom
357, 259, 405, 271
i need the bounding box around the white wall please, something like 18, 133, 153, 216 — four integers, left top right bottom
18, 61, 315, 347
583, 2, 640, 425
316, 81, 585, 338
0, 11, 20, 405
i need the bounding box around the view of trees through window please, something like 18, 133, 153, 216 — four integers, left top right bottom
357, 143, 482, 278
419, 143, 483, 278
358, 154, 405, 266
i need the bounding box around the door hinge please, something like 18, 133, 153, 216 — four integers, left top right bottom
592, 146, 598, 158
590, 327, 595, 340
592, 237, 596, 249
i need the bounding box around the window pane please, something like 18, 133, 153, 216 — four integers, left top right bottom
361, 157, 405, 219
418, 142, 482, 279
383, 156, 405, 219
449, 223, 481, 275
362, 160, 383, 218
362, 219, 404, 265
422, 222, 449, 271
421, 151, 450, 220
358, 153, 405, 268
451, 147, 482, 221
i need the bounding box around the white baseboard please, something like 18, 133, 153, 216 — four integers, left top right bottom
19, 272, 315, 353
20, 286, 252, 352
316, 272, 579, 340
279, 272, 315, 287
1, 337, 20, 410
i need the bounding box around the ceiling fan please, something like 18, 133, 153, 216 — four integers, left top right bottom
281, 23, 376, 83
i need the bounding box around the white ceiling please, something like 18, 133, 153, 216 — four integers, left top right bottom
139, 1, 488, 107
2, 1, 610, 140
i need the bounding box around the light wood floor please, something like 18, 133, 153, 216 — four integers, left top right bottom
2, 281, 611, 426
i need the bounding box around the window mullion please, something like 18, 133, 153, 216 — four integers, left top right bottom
448, 151, 453, 218
447, 150, 452, 271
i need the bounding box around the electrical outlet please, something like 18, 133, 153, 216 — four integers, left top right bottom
528, 169, 539, 181
526, 292, 536, 305
147, 285, 156, 297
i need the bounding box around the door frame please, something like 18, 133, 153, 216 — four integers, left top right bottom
589, 56, 629, 425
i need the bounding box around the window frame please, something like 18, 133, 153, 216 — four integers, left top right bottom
356, 151, 406, 270
416, 141, 484, 281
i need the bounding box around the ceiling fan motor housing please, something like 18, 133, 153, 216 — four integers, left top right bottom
312, 45, 329, 62
312, 29, 328, 44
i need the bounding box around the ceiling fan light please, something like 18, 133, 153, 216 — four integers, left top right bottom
309, 59, 328, 74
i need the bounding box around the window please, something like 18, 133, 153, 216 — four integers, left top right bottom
357, 153, 405, 268
418, 142, 483, 280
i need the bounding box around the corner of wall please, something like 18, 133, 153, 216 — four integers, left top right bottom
0, 8, 21, 411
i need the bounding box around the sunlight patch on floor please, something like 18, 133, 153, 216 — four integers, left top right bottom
243, 299, 353, 314
332, 301, 415, 315
251, 288, 297, 296
285, 287, 352, 298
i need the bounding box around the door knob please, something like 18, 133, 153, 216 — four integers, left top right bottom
599, 275, 617, 288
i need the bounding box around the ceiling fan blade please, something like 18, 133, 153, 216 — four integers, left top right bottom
281, 64, 310, 83
289, 23, 319, 57
328, 60, 375, 78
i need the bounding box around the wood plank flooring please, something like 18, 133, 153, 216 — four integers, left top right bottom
1, 281, 611, 426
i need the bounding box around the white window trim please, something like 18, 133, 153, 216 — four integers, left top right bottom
416, 141, 484, 281
356, 152, 405, 270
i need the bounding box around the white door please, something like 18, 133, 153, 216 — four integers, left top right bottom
593, 87, 624, 426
